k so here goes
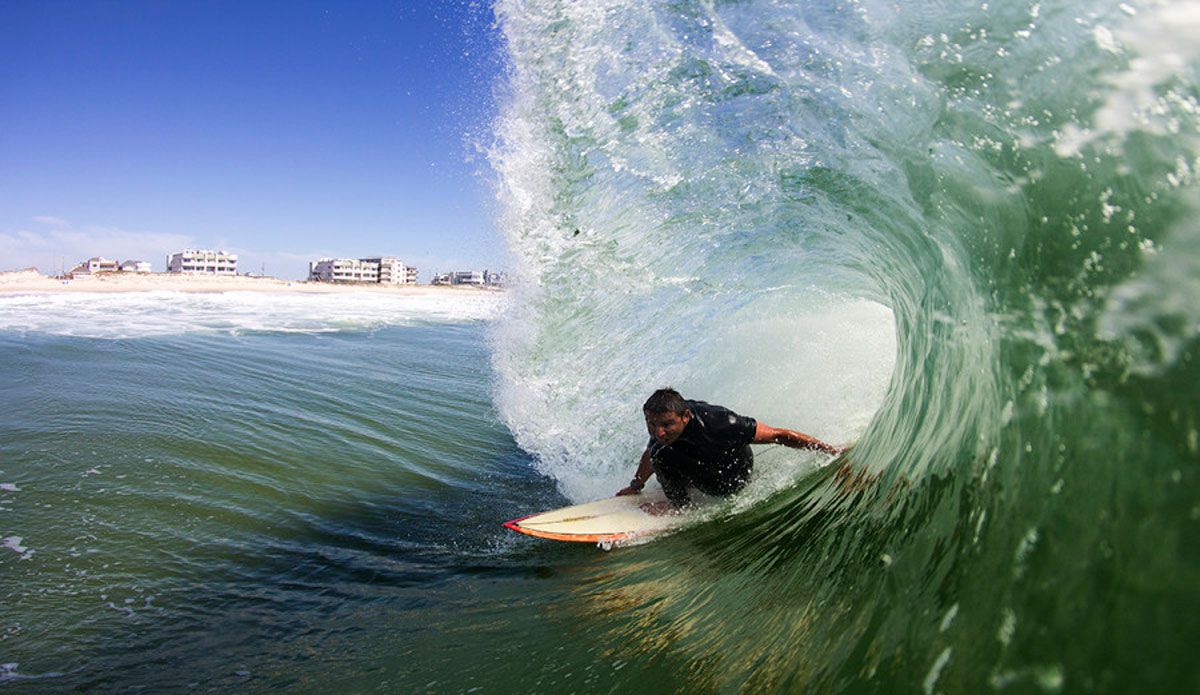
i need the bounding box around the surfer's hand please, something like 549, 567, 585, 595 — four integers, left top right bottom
615, 485, 642, 497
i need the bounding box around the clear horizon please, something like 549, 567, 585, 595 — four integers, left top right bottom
0, 1, 510, 282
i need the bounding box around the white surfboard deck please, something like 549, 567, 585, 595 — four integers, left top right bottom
504, 489, 684, 543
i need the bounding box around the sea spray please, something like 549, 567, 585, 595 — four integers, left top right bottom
490, 0, 902, 499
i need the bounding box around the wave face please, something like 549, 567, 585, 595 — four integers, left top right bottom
490, 0, 1200, 691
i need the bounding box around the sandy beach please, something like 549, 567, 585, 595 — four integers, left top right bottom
0, 268, 502, 296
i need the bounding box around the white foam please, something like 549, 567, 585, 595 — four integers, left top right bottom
1058, 1, 1200, 155
3, 536, 33, 560
0, 291, 507, 338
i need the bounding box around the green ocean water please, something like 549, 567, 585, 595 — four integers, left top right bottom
0, 295, 559, 691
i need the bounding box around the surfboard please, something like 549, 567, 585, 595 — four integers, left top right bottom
503, 489, 683, 544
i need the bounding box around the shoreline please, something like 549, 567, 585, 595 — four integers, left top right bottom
0, 268, 503, 296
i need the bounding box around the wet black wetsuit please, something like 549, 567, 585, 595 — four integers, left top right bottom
648, 400, 758, 506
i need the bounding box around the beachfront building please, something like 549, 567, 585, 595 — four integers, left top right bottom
68, 257, 119, 276
308, 256, 416, 284
167, 249, 238, 275
433, 270, 483, 286
119, 260, 152, 273
432, 270, 507, 287
366, 257, 419, 285
68, 257, 156, 277
309, 257, 378, 283
453, 270, 485, 286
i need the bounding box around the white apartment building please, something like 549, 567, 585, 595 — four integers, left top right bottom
309, 257, 379, 283
167, 249, 238, 275
367, 257, 404, 284
309, 256, 415, 284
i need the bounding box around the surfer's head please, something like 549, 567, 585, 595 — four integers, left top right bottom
643, 388, 690, 446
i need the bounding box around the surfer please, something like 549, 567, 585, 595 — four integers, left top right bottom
616, 388, 845, 509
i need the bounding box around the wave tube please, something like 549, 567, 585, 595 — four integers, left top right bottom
489, 0, 1200, 692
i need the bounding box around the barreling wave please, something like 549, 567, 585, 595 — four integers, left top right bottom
490, 0, 1200, 691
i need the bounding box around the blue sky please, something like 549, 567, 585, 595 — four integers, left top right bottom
0, 1, 509, 280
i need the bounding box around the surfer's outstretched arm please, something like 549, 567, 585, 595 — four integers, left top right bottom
753, 423, 847, 455
616, 448, 655, 496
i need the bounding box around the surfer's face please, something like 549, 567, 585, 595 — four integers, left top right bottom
645, 409, 690, 446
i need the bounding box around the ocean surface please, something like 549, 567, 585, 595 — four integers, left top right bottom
6, 0, 1200, 692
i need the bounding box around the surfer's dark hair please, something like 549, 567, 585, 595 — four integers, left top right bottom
643, 388, 688, 415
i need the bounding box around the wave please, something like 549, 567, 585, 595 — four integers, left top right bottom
489, 0, 1200, 690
